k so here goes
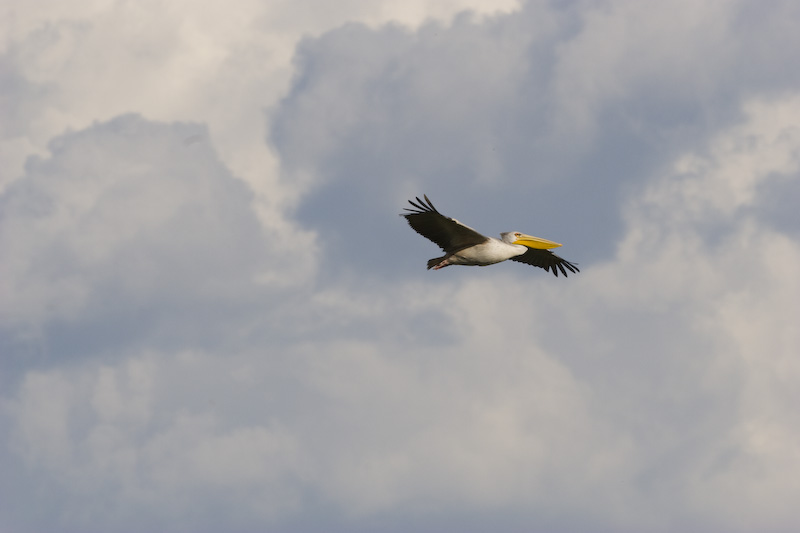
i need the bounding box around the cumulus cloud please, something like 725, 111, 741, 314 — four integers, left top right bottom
0, 113, 318, 375
533, 94, 800, 528
2, 1, 800, 532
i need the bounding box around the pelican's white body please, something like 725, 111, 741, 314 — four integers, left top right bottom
446, 238, 527, 266
428, 231, 562, 270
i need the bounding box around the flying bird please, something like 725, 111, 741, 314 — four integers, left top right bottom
401, 195, 579, 277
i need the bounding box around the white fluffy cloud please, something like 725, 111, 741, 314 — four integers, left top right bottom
553, 94, 800, 528
2, 1, 800, 532
0, 114, 312, 349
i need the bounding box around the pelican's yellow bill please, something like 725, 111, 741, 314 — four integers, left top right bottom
513, 234, 562, 249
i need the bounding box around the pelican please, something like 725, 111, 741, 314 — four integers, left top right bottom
401, 195, 579, 277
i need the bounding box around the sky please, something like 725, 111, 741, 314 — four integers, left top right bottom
1, 0, 800, 531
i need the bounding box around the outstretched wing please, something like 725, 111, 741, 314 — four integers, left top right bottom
510, 248, 580, 277
401, 195, 488, 253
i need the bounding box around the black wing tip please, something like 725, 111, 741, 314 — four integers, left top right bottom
551, 259, 580, 277
554, 260, 580, 277
401, 194, 440, 216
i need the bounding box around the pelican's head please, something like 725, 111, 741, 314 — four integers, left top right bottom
502, 231, 562, 249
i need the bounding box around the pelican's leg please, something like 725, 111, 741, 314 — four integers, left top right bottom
431, 259, 450, 270
427, 255, 450, 270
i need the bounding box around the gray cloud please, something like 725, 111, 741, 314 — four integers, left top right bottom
271, 1, 800, 280
0, 114, 277, 370
2, 1, 800, 532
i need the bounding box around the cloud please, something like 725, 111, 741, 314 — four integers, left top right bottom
4, 93, 799, 532
0, 113, 317, 373
540, 94, 800, 529
271, 0, 800, 281
2, 1, 800, 532
5, 296, 624, 532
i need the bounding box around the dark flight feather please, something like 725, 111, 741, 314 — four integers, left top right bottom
510, 249, 580, 277
401, 195, 488, 253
